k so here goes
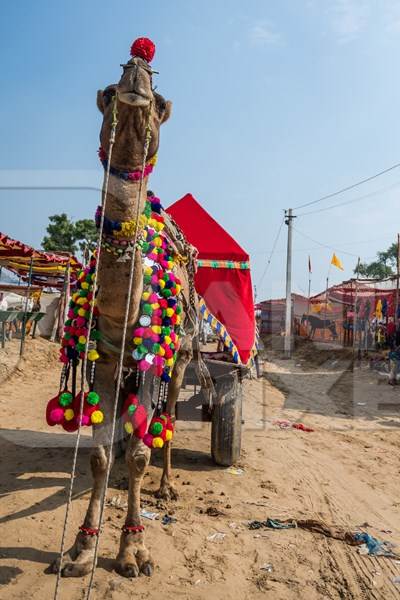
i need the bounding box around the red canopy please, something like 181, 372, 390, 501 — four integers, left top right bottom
166, 194, 255, 364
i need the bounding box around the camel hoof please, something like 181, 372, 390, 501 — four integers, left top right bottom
115, 560, 140, 579
155, 484, 178, 501
61, 561, 92, 578
140, 561, 154, 577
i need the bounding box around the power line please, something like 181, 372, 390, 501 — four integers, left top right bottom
297, 180, 400, 217
257, 217, 284, 289
293, 226, 361, 258
293, 161, 400, 210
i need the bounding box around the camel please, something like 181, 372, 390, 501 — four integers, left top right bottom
53, 42, 200, 579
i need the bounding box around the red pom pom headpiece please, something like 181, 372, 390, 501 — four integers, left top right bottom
130, 37, 156, 63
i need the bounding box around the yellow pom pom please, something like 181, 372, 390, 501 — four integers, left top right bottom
151, 303, 159, 310
64, 408, 74, 421
175, 285, 181, 295
78, 335, 86, 344
88, 349, 99, 362
158, 346, 165, 356
78, 308, 86, 317
165, 308, 173, 317
76, 297, 86, 306
164, 335, 172, 345
133, 336, 142, 345
159, 280, 165, 289
165, 429, 173, 442
124, 421, 133, 434
144, 267, 152, 276
154, 237, 162, 247
152, 325, 161, 334
165, 358, 174, 367
91, 410, 104, 425
81, 281, 89, 290
142, 291, 150, 301
152, 437, 164, 449
176, 315, 181, 325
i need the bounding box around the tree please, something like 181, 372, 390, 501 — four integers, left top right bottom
356, 242, 398, 279
42, 214, 98, 258
42, 214, 77, 253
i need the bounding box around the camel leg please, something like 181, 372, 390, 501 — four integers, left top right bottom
115, 437, 153, 578
51, 362, 115, 577
156, 336, 193, 501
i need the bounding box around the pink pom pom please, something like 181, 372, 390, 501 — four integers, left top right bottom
143, 433, 153, 448
134, 327, 145, 337
49, 407, 64, 424
68, 309, 74, 318
149, 293, 158, 303
138, 359, 151, 372
76, 317, 86, 327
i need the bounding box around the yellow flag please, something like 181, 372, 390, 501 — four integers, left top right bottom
331, 253, 344, 271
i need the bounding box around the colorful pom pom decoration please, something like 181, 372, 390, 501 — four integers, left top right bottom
130, 37, 156, 63
143, 413, 174, 449
46, 137, 182, 451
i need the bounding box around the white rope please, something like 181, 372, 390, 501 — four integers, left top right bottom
54, 96, 119, 600
85, 102, 153, 600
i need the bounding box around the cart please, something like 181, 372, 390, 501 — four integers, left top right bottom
177, 353, 250, 467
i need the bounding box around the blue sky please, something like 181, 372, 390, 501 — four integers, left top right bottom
1, 0, 400, 299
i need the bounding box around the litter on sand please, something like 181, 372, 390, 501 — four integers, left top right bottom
273, 420, 314, 432
140, 509, 159, 520
392, 577, 400, 585
247, 518, 399, 559
225, 466, 244, 476
207, 532, 226, 542
260, 563, 273, 572
162, 514, 177, 526
354, 532, 397, 558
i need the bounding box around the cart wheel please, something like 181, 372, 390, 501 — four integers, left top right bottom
211, 372, 242, 466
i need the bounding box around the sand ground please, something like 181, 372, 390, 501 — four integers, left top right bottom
0, 337, 399, 599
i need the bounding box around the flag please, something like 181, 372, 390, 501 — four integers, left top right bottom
308, 255, 312, 274
331, 253, 344, 271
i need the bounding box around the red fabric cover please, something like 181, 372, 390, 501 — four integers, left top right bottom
166, 194, 255, 364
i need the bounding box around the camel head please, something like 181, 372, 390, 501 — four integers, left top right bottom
97, 39, 172, 171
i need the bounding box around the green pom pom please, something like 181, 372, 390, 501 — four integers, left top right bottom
162, 327, 171, 336
141, 242, 150, 252
176, 306, 182, 315
143, 303, 152, 316
138, 344, 147, 355
65, 319, 72, 326
128, 404, 137, 416
64, 332, 71, 340
144, 275, 151, 284
163, 289, 172, 298
86, 274, 93, 283
150, 421, 163, 435
73, 307, 80, 315
59, 392, 73, 407
76, 342, 85, 352
87, 391, 99, 405
152, 343, 161, 354
90, 330, 102, 341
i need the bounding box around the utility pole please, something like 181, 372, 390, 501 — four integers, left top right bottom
395, 234, 400, 325
284, 208, 295, 357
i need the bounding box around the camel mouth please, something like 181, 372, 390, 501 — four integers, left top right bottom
117, 89, 151, 107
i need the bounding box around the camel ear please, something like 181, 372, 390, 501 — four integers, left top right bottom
154, 93, 172, 124
97, 85, 117, 114
97, 89, 105, 113
161, 100, 172, 124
